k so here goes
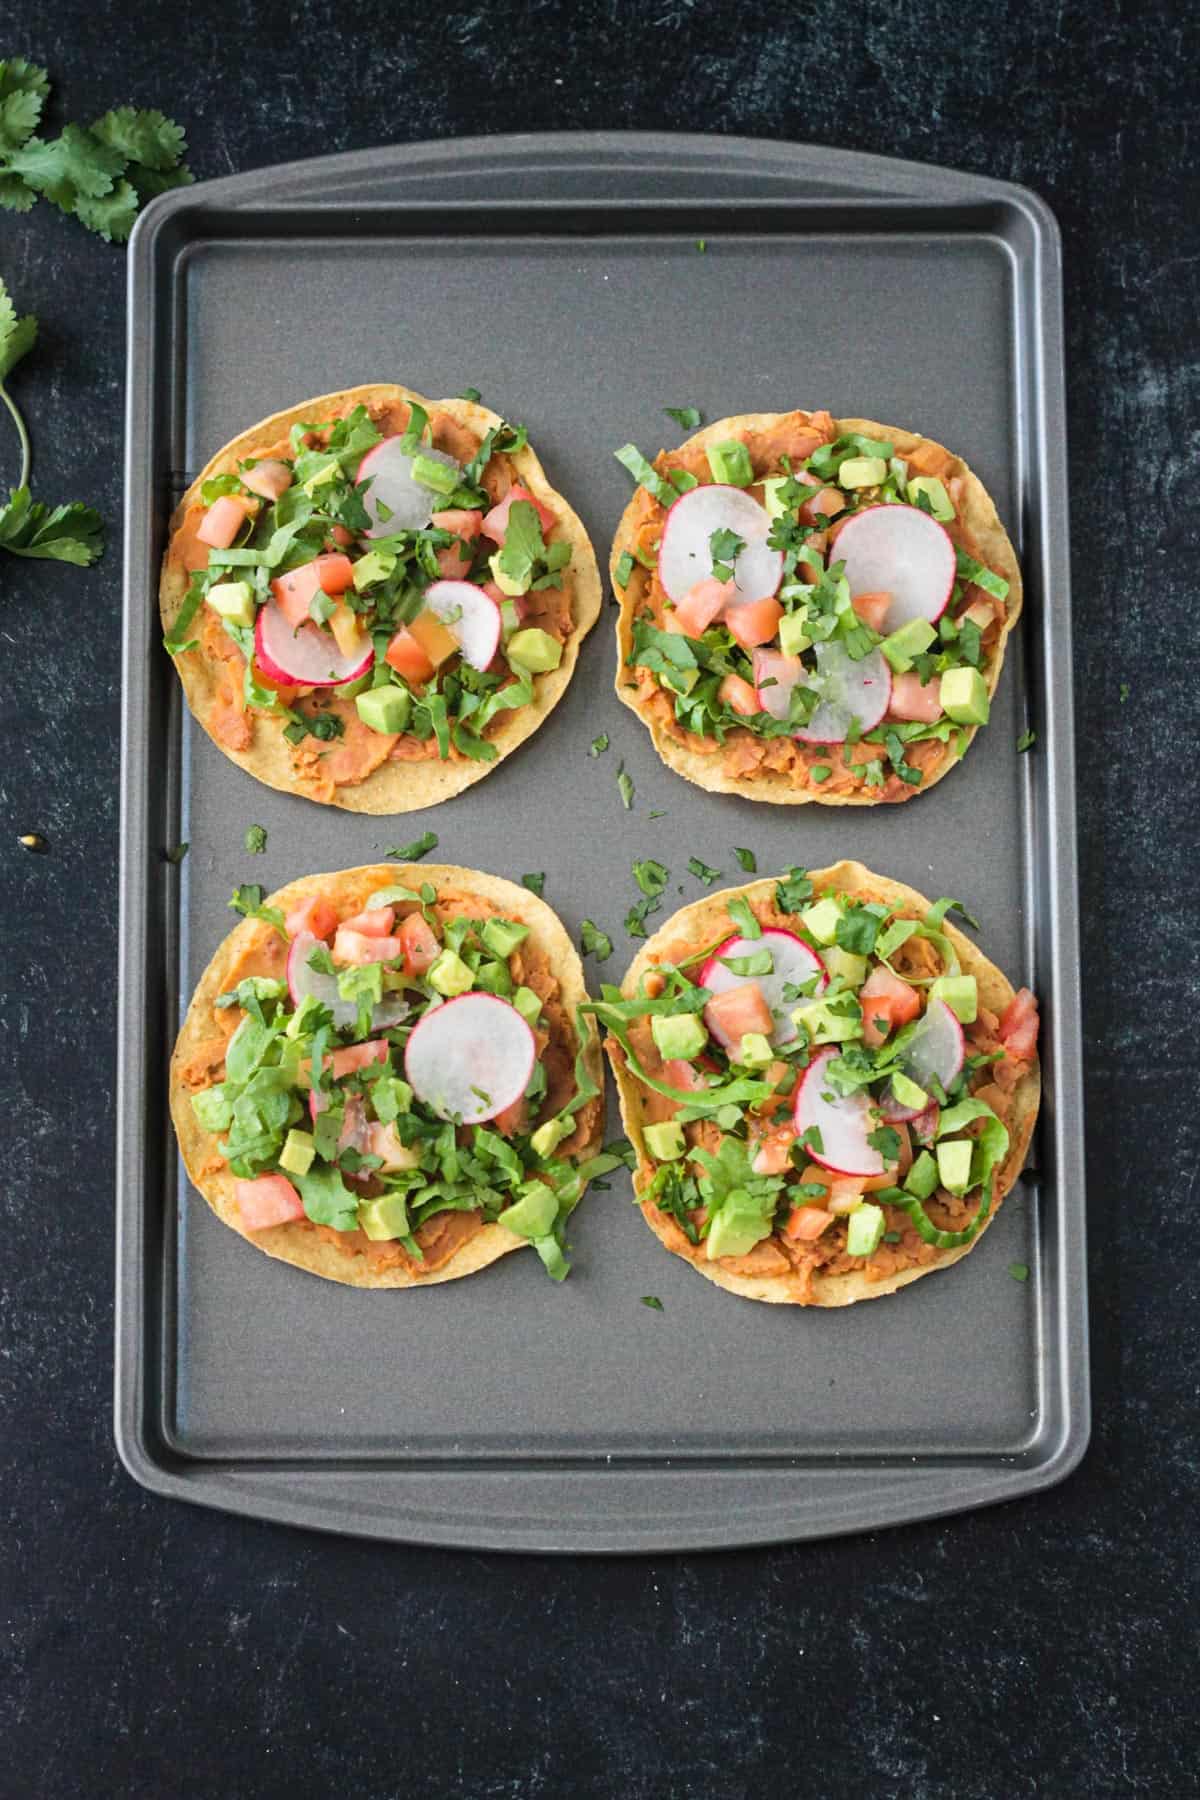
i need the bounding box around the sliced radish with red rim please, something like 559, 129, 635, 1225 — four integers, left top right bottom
793, 1046, 886, 1179
404, 992, 536, 1125
356, 436, 461, 537
255, 602, 373, 689
752, 648, 804, 721
791, 638, 891, 745
834, 504, 956, 632
896, 998, 964, 1092
700, 927, 827, 1047
422, 579, 501, 672
286, 930, 409, 1033
658, 485, 783, 605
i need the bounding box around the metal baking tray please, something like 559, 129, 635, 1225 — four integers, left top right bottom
117, 132, 1088, 1551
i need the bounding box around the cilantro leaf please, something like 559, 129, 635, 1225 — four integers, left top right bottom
687, 856, 722, 886
1016, 728, 1036, 753
663, 406, 701, 430
0, 488, 103, 564
385, 830, 438, 862
617, 764, 635, 810
5, 124, 125, 210
580, 920, 613, 962
589, 732, 609, 757
495, 499, 568, 592
244, 824, 267, 855
734, 848, 757, 873
641, 1295, 665, 1311
633, 858, 669, 897
521, 872, 546, 897
458, 386, 481, 403
228, 883, 286, 934
91, 106, 186, 170
775, 867, 813, 912
1008, 1262, 1030, 1283
73, 179, 139, 244
0, 280, 36, 383
0, 60, 49, 154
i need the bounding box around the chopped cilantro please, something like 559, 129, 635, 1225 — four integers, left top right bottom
633, 859, 669, 897
521, 872, 546, 897
1016, 728, 1036, 752
580, 919, 613, 963
775, 867, 813, 912
734, 847, 757, 873
640, 1295, 665, 1311
162, 841, 189, 865
617, 764, 635, 810
696, 239, 706, 252
496, 498, 570, 592
589, 732, 609, 757
244, 824, 267, 855
726, 895, 761, 940
1008, 1262, 1030, 1283
687, 856, 722, 886
663, 406, 702, 430
228, 883, 286, 934
458, 386, 482, 402
867, 1124, 901, 1162
708, 525, 745, 583
1119, 682, 1130, 704
809, 764, 832, 783
882, 1231, 902, 1244
614, 551, 635, 588
385, 830, 438, 862
648, 809, 668, 820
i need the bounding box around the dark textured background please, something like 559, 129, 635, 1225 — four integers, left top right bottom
2, 4, 1198, 1796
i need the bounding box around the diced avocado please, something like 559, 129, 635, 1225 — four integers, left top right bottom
355, 685, 412, 735
890, 1071, 930, 1112
929, 973, 978, 1024
488, 551, 529, 598
474, 959, 513, 997
643, 1120, 687, 1162
335, 669, 374, 700
480, 918, 530, 960
531, 1116, 571, 1159
498, 1180, 559, 1239
359, 1192, 412, 1242
190, 1084, 232, 1132
513, 985, 543, 1025
428, 948, 474, 997
905, 1150, 939, 1201
650, 1011, 708, 1061
778, 608, 812, 657
352, 549, 397, 592
881, 616, 938, 673
278, 1129, 316, 1178
799, 896, 842, 946
705, 439, 754, 487
845, 1202, 885, 1257
821, 947, 868, 988
792, 996, 862, 1046
410, 452, 458, 496
838, 455, 888, 489
738, 1031, 774, 1069
936, 1138, 974, 1196
940, 666, 990, 727
705, 1191, 773, 1261
206, 580, 256, 628
761, 476, 794, 520
907, 475, 955, 521
507, 628, 563, 674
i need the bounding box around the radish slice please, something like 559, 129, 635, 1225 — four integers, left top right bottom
793, 1046, 886, 1178
404, 992, 536, 1126
356, 436, 460, 537
286, 930, 409, 1032
792, 639, 891, 744
835, 504, 956, 632
255, 601, 373, 689
910, 1100, 941, 1146
658, 485, 783, 605
752, 647, 804, 721
700, 928, 827, 1047
422, 579, 501, 672
896, 998, 964, 1092
878, 1082, 924, 1123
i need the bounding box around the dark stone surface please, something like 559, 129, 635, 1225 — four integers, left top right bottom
2, 4, 1197, 1796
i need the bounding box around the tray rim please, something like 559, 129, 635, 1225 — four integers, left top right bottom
116, 129, 1088, 1552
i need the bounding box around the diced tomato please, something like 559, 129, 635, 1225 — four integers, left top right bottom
493, 1097, 529, 1137
329, 1040, 389, 1081
197, 495, 253, 550
785, 1205, 834, 1242
751, 1127, 796, 1175
482, 484, 556, 544
271, 553, 355, 628
285, 895, 338, 941
704, 982, 774, 1043
859, 966, 921, 1048
384, 628, 436, 684
398, 911, 440, 978
960, 595, 998, 633
235, 1174, 304, 1231
850, 590, 893, 631
240, 459, 293, 503
325, 524, 354, 549
432, 508, 484, 578
719, 673, 760, 717
671, 578, 732, 638
332, 927, 406, 965
340, 906, 395, 937
663, 1058, 708, 1092
408, 608, 459, 668
800, 485, 845, 524
725, 596, 783, 650
999, 987, 1039, 1062
887, 671, 943, 724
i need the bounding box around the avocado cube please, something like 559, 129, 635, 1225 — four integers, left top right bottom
936, 1138, 974, 1196
792, 997, 862, 1046
497, 1180, 559, 1240
881, 617, 938, 673
838, 456, 888, 489
778, 608, 812, 657
704, 439, 754, 487
799, 896, 842, 945
904, 1150, 939, 1201
761, 476, 794, 520
906, 475, 956, 522
512, 985, 543, 1025
890, 1071, 930, 1112
352, 549, 398, 593
939, 666, 990, 727
428, 948, 474, 997
705, 1191, 772, 1261
650, 1011, 708, 1061
507, 628, 563, 674
845, 1202, 885, 1257
488, 551, 529, 598
929, 974, 978, 1024
206, 580, 256, 628
474, 959, 513, 997
279, 1129, 316, 1177
531, 1117, 570, 1159
821, 947, 868, 989
355, 685, 412, 735
359, 1192, 412, 1242
481, 918, 530, 960
410, 452, 458, 496
643, 1120, 687, 1162
738, 1031, 774, 1069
